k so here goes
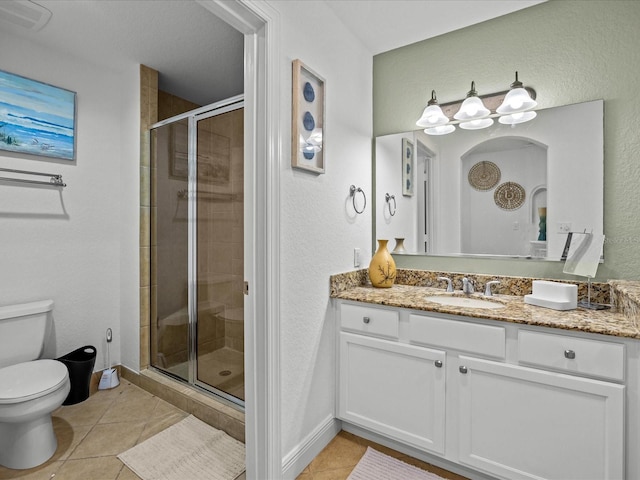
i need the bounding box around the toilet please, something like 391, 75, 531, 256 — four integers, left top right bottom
0, 300, 71, 470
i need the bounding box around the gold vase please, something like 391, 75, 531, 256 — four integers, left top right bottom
369, 239, 397, 288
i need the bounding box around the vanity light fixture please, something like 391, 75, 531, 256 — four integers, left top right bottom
416, 90, 451, 128
418, 72, 537, 136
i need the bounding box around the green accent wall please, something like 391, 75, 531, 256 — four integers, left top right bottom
373, 0, 640, 281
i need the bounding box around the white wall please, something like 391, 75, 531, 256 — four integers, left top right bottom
0, 31, 135, 371
270, 0, 373, 466
461, 143, 547, 256
375, 133, 419, 252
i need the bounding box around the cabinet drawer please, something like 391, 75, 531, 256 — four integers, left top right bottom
409, 314, 506, 359
518, 330, 625, 381
340, 303, 399, 339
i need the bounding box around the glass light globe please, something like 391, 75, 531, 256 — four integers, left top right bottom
499, 111, 537, 125
424, 124, 456, 136
459, 118, 494, 130
454, 96, 490, 121
497, 88, 537, 114
417, 104, 449, 127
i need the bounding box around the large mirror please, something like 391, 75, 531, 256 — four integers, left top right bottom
375, 100, 603, 261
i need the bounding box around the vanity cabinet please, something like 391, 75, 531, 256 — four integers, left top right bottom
338, 304, 446, 454
337, 301, 626, 480
456, 355, 624, 480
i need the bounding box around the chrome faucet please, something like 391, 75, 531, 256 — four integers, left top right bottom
462, 277, 474, 295
437, 276, 453, 292
485, 280, 501, 296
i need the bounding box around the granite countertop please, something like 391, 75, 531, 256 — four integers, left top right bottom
333, 283, 640, 340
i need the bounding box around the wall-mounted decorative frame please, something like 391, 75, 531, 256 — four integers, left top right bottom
402, 137, 414, 196
0, 69, 76, 161
291, 59, 325, 174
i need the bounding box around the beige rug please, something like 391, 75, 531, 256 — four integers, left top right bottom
348, 447, 446, 480
118, 415, 245, 480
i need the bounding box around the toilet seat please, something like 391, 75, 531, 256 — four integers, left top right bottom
0, 359, 69, 404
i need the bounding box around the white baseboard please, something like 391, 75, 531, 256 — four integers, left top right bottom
281, 415, 341, 479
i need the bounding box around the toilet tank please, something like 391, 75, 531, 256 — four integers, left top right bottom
0, 300, 54, 369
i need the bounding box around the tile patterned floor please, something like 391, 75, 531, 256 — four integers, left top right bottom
296, 430, 469, 480
0, 380, 466, 480
0, 381, 188, 480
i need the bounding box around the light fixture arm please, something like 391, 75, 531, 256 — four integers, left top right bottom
427, 90, 438, 106
466, 81, 479, 98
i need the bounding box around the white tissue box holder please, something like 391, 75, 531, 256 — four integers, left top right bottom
524, 280, 577, 311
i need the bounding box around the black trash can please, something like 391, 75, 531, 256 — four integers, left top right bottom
57, 345, 97, 405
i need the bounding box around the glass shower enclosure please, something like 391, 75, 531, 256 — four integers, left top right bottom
150, 96, 244, 407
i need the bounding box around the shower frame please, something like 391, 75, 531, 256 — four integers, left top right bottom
150, 94, 245, 409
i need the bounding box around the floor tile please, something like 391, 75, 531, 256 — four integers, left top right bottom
307, 431, 366, 473
0, 460, 62, 480
52, 395, 114, 427
115, 465, 142, 480
52, 456, 123, 480
99, 391, 159, 425
69, 421, 146, 459
50, 417, 92, 461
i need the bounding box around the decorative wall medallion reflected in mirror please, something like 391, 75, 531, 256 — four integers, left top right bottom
468, 161, 501, 191
494, 181, 525, 210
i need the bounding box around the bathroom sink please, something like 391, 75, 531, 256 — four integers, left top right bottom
424, 295, 505, 310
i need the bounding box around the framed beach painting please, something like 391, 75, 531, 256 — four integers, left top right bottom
0, 69, 77, 161
291, 59, 325, 174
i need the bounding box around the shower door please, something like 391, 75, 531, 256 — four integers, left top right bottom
150, 96, 244, 407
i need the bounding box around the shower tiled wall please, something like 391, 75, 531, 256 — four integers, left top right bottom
139, 64, 157, 371
140, 65, 244, 371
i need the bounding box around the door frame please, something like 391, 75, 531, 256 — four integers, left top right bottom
196, 1, 282, 478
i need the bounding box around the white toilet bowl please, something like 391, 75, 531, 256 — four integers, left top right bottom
0, 359, 70, 470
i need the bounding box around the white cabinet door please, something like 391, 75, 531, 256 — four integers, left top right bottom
457, 356, 624, 480
339, 332, 446, 454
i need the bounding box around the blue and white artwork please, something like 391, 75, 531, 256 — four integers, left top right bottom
0, 70, 76, 161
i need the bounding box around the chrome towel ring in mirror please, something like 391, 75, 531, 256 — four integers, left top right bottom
385, 193, 396, 216
349, 185, 366, 214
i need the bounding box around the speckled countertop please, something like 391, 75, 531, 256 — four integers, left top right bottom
331, 270, 640, 339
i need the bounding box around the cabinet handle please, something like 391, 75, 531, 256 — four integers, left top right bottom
363, 317, 370, 324
459, 366, 468, 374
435, 360, 443, 368
564, 349, 576, 359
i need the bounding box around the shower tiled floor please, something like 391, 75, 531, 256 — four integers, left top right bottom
165, 346, 245, 400
0, 380, 465, 480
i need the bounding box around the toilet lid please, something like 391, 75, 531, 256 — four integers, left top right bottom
0, 359, 69, 404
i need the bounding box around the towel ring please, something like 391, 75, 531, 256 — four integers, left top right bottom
385, 193, 396, 216
349, 185, 366, 214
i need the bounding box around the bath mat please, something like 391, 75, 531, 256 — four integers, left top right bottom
118, 415, 245, 480
348, 447, 446, 480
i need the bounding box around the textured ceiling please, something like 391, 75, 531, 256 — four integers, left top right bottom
0, 0, 244, 106
324, 0, 546, 55
0, 0, 544, 106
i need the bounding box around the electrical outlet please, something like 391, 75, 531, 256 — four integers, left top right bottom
354, 248, 361, 268
557, 222, 572, 233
